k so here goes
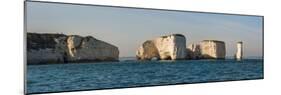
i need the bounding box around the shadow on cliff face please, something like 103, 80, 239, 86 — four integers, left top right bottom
27, 33, 66, 51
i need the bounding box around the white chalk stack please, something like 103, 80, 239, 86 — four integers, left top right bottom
235, 41, 243, 60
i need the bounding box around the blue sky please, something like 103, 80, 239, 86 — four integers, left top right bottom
26, 2, 263, 57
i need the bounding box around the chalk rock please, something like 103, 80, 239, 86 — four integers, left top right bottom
187, 43, 201, 59
136, 34, 187, 60
136, 40, 160, 60
235, 41, 243, 60
200, 40, 226, 59
66, 35, 119, 62
27, 33, 119, 64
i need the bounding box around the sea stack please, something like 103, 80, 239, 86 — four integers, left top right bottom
27, 33, 119, 64
200, 40, 226, 59
235, 41, 243, 60
136, 34, 187, 60
187, 43, 201, 59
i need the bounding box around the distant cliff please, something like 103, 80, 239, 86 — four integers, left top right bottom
27, 33, 119, 65
136, 34, 187, 60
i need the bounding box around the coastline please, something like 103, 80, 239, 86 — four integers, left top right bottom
27, 57, 264, 65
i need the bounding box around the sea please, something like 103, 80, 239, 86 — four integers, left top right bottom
26, 58, 263, 94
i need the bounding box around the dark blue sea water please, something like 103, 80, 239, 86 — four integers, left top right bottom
26, 59, 263, 94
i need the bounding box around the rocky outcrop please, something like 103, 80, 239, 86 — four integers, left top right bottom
136, 34, 187, 60
187, 43, 201, 59
27, 33, 119, 64
199, 40, 226, 59
136, 40, 160, 60
235, 41, 243, 60
66, 35, 119, 62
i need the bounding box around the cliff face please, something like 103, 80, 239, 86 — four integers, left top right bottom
136, 34, 187, 60
66, 35, 119, 62
136, 40, 159, 60
199, 40, 226, 59
27, 33, 119, 64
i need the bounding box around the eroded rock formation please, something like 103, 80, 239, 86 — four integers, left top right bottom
27, 33, 119, 64
136, 34, 187, 60
199, 40, 226, 59
187, 43, 201, 59
235, 41, 243, 60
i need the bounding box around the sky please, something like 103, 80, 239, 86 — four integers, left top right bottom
26, 2, 263, 57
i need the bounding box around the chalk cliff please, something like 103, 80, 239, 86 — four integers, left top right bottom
199, 40, 226, 59
136, 34, 187, 60
27, 33, 119, 64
